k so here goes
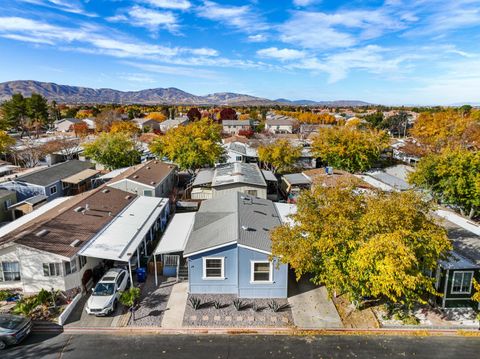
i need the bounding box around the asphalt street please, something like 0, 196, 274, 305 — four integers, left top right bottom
3, 332, 480, 359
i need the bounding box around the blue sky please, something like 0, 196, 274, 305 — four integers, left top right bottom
0, 0, 479, 105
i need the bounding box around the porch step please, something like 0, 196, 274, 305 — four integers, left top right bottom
178, 267, 188, 280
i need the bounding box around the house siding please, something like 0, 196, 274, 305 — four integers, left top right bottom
0, 192, 17, 222
237, 247, 288, 298
188, 245, 238, 294
436, 268, 480, 308
187, 245, 288, 298
212, 184, 267, 200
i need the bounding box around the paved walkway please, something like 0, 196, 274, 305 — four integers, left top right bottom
161, 281, 189, 328
288, 278, 343, 329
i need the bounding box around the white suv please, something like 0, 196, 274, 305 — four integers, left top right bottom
85, 268, 129, 316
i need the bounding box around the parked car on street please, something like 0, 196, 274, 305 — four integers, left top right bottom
0, 314, 33, 350
85, 268, 129, 316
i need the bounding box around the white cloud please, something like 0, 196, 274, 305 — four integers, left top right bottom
18, 0, 97, 17
196, 1, 268, 33
257, 47, 306, 61
109, 6, 180, 34
290, 45, 405, 83
247, 34, 268, 42
119, 73, 156, 83
293, 0, 319, 6
140, 0, 191, 10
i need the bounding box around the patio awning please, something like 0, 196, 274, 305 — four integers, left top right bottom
154, 212, 195, 255
79, 197, 169, 262
62, 168, 100, 184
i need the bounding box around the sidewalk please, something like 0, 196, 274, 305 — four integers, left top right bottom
288, 279, 343, 329
161, 281, 189, 328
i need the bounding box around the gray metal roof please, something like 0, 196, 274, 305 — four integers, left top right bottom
261, 170, 277, 182
212, 163, 266, 188
367, 171, 411, 191
283, 173, 311, 186
192, 168, 215, 187
183, 192, 281, 256
442, 219, 480, 266
16, 160, 94, 187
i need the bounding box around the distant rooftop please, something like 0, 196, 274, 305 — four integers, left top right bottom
212, 162, 266, 188
16, 160, 94, 187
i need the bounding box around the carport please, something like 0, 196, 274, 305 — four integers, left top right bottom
79, 196, 170, 285
153, 212, 195, 285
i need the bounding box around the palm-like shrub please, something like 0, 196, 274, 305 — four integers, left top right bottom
119, 287, 141, 321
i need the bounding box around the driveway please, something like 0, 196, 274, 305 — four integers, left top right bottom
63, 292, 128, 328
288, 276, 343, 328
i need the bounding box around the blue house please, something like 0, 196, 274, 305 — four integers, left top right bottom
183, 192, 289, 298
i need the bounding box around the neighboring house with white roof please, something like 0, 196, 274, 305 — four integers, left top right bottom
222, 142, 258, 163
54, 118, 83, 132
159, 117, 189, 132
191, 162, 268, 200
131, 118, 160, 131
222, 120, 252, 135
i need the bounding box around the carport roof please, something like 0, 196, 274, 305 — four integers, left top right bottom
154, 212, 196, 255
79, 196, 169, 262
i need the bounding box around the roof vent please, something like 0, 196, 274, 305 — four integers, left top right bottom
35, 229, 49, 237
125, 195, 132, 200
146, 166, 151, 170
102, 188, 110, 193
133, 175, 139, 179
150, 181, 155, 185
254, 210, 266, 215
70, 239, 81, 247
74, 206, 84, 212
241, 225, 255, 231
85, 203, 90, 211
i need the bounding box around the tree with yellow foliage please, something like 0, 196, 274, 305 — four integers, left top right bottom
271, 186, 451, 307
146, 112, 167, 122
149, 119, 223, 173
311, 127, 389, 173
110, 121, 141, 137
410, 109, 480, 153
257, 139, 302, 174
0, 131, 15, 154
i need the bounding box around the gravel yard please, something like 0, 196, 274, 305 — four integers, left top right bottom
183, 294, 293, 328
129, 276, 176, 327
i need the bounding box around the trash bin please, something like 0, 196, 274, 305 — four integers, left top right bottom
137, 267, 147, 283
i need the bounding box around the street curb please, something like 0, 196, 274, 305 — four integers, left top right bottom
33, 324, 480, 337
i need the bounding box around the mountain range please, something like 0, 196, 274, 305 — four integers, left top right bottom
0, 80, 371, 107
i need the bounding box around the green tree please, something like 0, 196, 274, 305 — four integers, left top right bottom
408, 148, 480, 218
1, 93, 28, 135
83, 132, 141, 170
311, 127, 389, 173
363, 112, 384, 128
271, 186, 451, 307
149, 119, 224, 173
119, 287, 141, 321
257, 139, 302, 174
26, 93, 49, 136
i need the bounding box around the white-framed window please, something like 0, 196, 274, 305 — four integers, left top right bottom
0, 261, 21, 282
43, 263, 61, 277
202, 257, 225, 280
250, 261, 272, 283
79, 256, 87, 269
451, 271, 473, 294
64, 259, 77, 275
235, 156, 242, 162
50, 185, 57, 195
